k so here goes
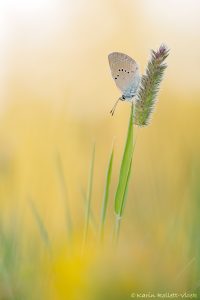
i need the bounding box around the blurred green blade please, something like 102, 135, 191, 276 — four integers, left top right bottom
56, 152, 73, 240
120, 156, 132, 216
82, 144, 95, 250
81, 187, 97, 234
99, 145, 114, 242
114, 104, 134, 216
29, 200, 51, 250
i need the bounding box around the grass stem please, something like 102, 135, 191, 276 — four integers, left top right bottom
99, 144, 114, 244
56, 152, 73, 241
113, 215, 121, 247
82, 143, 95, 252
113, 104, 134, 247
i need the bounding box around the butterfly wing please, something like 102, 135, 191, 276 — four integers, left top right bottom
108, 52, 140, 97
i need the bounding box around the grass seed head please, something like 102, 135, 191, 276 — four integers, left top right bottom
134, 44, 170, 127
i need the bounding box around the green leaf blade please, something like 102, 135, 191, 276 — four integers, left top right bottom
99, 145, 114, 242
56, 152, 73, 241
114, 104, 134, 216
82, 143, 95, 250
29, 200, 51, 251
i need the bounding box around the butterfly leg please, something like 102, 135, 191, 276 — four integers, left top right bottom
110, 98, 120, 116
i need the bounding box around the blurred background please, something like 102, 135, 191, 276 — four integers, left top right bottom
0, 0, 200, 299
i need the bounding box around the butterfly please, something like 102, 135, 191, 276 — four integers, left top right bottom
108, 52, 140, 115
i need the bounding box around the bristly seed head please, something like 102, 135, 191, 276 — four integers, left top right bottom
134, 44, 170, 127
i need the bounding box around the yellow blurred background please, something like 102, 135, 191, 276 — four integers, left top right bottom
0, 0, 200, 299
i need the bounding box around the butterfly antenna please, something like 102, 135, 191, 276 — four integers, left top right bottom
110, 98, 120, 116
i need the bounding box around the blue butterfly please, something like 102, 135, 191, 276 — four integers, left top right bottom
108, 52, 140, 115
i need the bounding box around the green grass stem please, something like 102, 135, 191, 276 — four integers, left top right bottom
81, 187, 97, 234
99, 144, 114, 243
56, 152, 73, 241
113, 104, 134, 246
82, 144, 95, 251
29, 199, 51, 251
